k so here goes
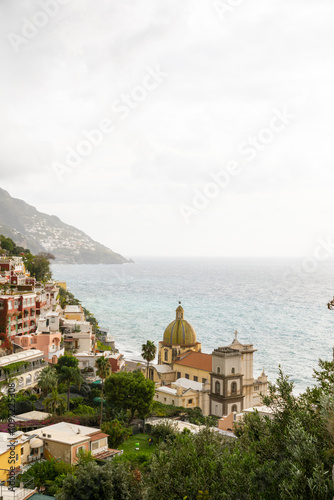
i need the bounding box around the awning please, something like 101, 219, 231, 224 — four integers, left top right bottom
30, 438, 44, 449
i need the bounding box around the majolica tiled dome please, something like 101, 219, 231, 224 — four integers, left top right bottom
163, 304, 197, 346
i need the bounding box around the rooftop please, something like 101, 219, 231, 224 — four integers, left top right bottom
26, 422, 101, 445
64, 305, 83, 313
156, 386, 177, 395
0, 349, 44, 367
173, 377, 204, 391
13, 411, 51, 422
173, 351, 212, 372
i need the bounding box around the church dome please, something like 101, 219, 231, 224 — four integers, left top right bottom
163, 304, 197, 346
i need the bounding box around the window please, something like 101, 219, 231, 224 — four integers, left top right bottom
16, 454, 19, 461
202, 378, 206, 383
193, 376, 198, 382
177, 372, 181, 379
172, 400, 174, 405
51, 317, 55, 323
217, 367, 220, 374
231, 404, 238, 413
231, 367, 235, 374
188, 399, 193, 404
231, 382, 237, 394
254, 385, 259, 391
185, 374, 189, 379
100, 438, 107, 447
164, 350, 168, 361
92, 442, 99, 451
215, 381, 220, 394
164, 397, 166, 402
21, 447, 24, 456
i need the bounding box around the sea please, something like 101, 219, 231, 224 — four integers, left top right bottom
52, 257, 334, 395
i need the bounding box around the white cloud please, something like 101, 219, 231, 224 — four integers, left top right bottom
0, 0, 334, 257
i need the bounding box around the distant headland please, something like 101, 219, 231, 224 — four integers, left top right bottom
0, 187, 132, 265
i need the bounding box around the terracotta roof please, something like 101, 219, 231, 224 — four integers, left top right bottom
89, 432, 109, 442
173, 351, 212, 371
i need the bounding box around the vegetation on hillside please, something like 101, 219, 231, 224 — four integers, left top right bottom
0, 234, 54, 282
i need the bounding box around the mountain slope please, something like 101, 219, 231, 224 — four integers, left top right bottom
0, 188, 131, 264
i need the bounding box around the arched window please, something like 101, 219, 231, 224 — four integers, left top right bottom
231, 382, 237, 394
231, 367, 235, 374
164, 350, 168, 361
231, 404, 238, 412
217, 367, 220, 374
215, 381, 220, 394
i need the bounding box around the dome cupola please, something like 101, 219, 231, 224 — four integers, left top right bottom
163, 302, 196, 346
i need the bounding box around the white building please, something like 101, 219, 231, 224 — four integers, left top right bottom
0, 349, 45, 393
155, 377, 211, 415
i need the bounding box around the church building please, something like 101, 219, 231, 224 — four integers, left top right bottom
210, 331, 268, 417
143, 304, 267, 417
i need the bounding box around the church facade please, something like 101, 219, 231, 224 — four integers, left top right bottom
210, 331, 268, 416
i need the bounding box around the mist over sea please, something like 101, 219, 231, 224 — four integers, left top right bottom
52, 257, 334, 394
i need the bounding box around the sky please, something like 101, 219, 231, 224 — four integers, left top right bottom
0, 0, 334, 259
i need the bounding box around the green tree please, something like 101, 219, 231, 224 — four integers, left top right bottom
101, 419, 132, 449
56, 461, 143, 500
20, 458, 73, 496
104, 371, 155, 420
37, 365, 58, 396
95, 356, 110, 425
141, 340, 156, 379
24, 251, 55, 282
56, 354, 83, 411
44, 388, 66, 415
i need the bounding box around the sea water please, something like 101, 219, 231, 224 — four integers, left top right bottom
52, 257, 334, 394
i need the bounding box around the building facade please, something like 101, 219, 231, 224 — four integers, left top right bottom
210, 331, 268, 417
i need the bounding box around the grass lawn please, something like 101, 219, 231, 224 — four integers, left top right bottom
120, 433, 157, 455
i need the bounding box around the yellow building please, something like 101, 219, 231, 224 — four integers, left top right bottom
0, 432, 22, 484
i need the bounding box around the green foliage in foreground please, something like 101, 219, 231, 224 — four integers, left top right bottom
56, 461, 144, 500
54, 356, 334, 500
19, 458, 73, 497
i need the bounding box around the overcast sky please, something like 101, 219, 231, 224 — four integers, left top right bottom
0, 0, 333, 258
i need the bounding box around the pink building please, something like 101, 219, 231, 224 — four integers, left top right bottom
13, 312, 64, 364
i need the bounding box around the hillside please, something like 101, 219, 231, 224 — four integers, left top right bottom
0, 188, 131, 264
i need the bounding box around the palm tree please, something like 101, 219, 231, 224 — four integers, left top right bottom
141, 340, 156, 379
56, 354, 83, 411
57, 366, 83, 411
37, 365, 58, 396
44, 388, 66, 415
95, 356, 110, 425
